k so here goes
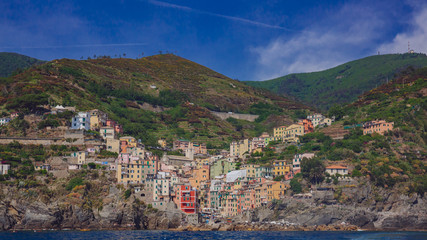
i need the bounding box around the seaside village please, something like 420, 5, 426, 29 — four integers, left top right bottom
0, 106, 395, 222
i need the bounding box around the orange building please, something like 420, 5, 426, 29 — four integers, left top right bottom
363, 120, 394, 135
189, 165, 210, 189
298, 119, 314, 133
120, 136, 137, 153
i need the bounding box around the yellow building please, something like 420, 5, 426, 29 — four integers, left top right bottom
230, 139, 251, 157
71, 151, 87, 164
273, 126, 287, 137
117, 155, 158, 184
158, 139, 167, 148
267, 181, 287, 201
273, 160, 291, 177
242, 164, 259, 179
89, 109, 107, 130
283, 124, 304, 143
196, 158, 210, 168
120, 136, 137, 147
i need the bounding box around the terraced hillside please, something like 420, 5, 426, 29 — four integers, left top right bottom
0, 54, 308, 147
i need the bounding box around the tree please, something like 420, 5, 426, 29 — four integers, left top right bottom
290, 178, 302, 193
328, 104, 345, 120
88, 162, 96, 169
6, 93, 49, 113
301, 157, 325, 184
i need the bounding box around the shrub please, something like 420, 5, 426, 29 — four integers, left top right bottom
88, 162, 96, 169
352, 169, 362, 177
124, 189, 132, 199
66, 177, 84, 191
290, 178, 302, 194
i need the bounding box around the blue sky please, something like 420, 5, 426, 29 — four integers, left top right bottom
1, 0, 426, 80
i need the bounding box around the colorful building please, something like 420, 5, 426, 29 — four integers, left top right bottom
307, 113, 326, 127
0, 164, 10, 175
100, 127, 115, 139
120, 136, 137, 153
326, 165, 348, 175
298, 119, 314, 133
173, 140, 207, 155
229, 139, 251, 158
273, 160, 291, 177
116, 153, 158, 184
106, 138, 120, 153
363, 120, 394, 135
71, 151, 87, 165
189, 165, 210, 189
71, 112, 90, 130
273, 126, 287, 138
210, 159, 236, 179
89, 109, 107, 130
292, 153, 315, 174
177, 185, 197, 214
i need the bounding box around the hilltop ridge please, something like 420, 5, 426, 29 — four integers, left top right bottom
245, 53, 427, 110
0, 52, 45, 77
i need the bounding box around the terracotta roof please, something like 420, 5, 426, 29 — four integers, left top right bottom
326, 165, 347, 169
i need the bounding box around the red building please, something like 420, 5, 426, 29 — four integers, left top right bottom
178, 185, 197, 214
106, 119, 124, 134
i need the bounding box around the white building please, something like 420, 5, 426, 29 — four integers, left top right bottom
292, 153, 315, 172
0, 117, 11, 126
226, 169, 247, 183
326, 165, 348, 175
71, 112, 90, 130
307, 114, 331, 127
0, 164, 10, 175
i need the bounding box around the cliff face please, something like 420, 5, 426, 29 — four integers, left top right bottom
0, 184, 184, 231
0, 180, 425, 231
235, 182, 427, 230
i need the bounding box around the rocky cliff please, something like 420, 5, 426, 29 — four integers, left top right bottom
0, 183, 184, 231
234, 182, 427, 230
0, 177, 425, 231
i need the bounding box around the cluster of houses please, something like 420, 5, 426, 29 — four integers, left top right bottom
229, 114, 332, 158
0, 112, 19, 126
1, 107, 395, 220
115, 136, 349, 219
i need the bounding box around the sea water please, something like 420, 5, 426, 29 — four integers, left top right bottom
0, 230, 426, 240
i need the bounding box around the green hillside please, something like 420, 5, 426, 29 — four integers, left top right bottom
245, 53, 427, 111
0, 52, 45, 77
0, 54, 308, 148
268, 66, 426, 195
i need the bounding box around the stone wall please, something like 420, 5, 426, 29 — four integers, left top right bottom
210, 111, 259, 122
0, 137, 84, 146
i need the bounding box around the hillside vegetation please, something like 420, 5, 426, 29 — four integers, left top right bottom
0, 52, 45, 77
245, 53, 427, 111
0, 54, 308, 147
248, 66, 426, 195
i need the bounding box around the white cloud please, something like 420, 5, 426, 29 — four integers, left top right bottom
379, 7, 427, 54
250, 2, 394, 80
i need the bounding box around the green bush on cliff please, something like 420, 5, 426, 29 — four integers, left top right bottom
290, 178, 302, 194
66, 177, 84, 191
